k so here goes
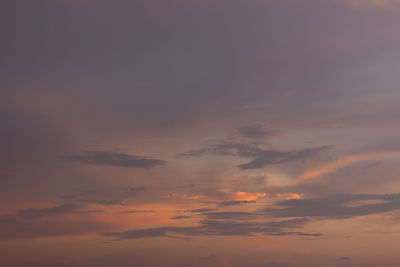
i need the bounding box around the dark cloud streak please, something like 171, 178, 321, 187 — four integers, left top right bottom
238, 124, 279, 139
121, 210, 155, 214
104, 218, 318, 240
265, 193, 400, 219
65, 151, 166, 169
17, 203, 85, 217
179, 141, 330, 170
218, 200, 256, 206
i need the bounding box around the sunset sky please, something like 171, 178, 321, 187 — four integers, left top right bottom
2, 1, 400, 266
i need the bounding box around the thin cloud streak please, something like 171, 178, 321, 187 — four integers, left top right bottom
265, 193, 400, 219
179, 141, 331, 170
104, 218, 317, 240
237, 124, 280, 139
65, 151, 166, 169
296, 151, 400, 183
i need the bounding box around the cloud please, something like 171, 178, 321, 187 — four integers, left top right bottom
167, 193, 205, 200
0, 218, 113, 240
261, 263, 291, 267
17, 203, 88, 217
5, 253, 148, 267
0, 203, 103, 224
218, 200, 256, 206
276, 193, 303, 200
296, 151, 400, 183
179, 141, 330, 170
65, 151, 166, 168
265, 193, 400, 219
170, 215, 191, 220
127, 186, 148, 195
121, 210, 155, 214
190, 208, 216, 213
202, 211, 256, 220
267, 231, 322, 237
237, 124, 279, 139
0, 204, 109, 240
104, 217, 318, 240
364, 161, 382, 169
337, 256, 351, 261
75, 199, 124, 206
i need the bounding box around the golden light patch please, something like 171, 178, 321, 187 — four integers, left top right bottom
166, 193, 206, 200
276, 193, 304, 200
233, 191, 267, 201
219, 189, 267, 201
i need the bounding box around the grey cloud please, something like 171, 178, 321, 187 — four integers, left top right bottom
337, 257, 351, 261
198, 254, 220, 262
0, 203, 109, 240
179, 141, 330, 169
202, 211, 256, 220
170, 215, 191, 220
0, 218, 113, 240
0, 203, 103, 225
261, 263, 291, 267
106, 193, 400, 241
62, 189, 98, 200
364, 161, 382, 169
265, 193, 400, 219
75, 199, 124, 206
121, 210, 155, 214
190, 208, 216, 213
238, 124, 279, 139
267, 231, 322, 237
127, 186, 148, 195
66, 151, 166, 169
218, 200, 256, 206
5, 253, 148, 267
104, 217, 318, 240
17, 203, 86, 217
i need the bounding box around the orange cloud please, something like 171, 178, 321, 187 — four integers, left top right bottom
276, 193, 304, 200
220, 190, 267, 201
234, 191, 267, 201
295, 151, 400, 184
166, 193, 206, 200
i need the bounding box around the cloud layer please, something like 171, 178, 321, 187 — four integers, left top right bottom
66, 151, 166, 168
179, 141, 330, 169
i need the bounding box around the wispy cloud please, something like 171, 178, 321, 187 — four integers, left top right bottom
296, 151, 400, 183
75, 199, 124, 206
17, 203, 96, 217
104, 218, 317, 240
65, 151, 166, 169
337, 256, 351, 261
265, 193, 400, 219
217, 200, 256, 206
121, 210, 155, 214
190, 208, 216, 213
179, 141, 330, 170
127, 186, 148, 196
237, 124, 280, 139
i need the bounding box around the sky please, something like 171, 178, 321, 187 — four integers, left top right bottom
2, 0, 400, 266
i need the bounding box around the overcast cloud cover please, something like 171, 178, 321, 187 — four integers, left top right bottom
2, 0, 400, 266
